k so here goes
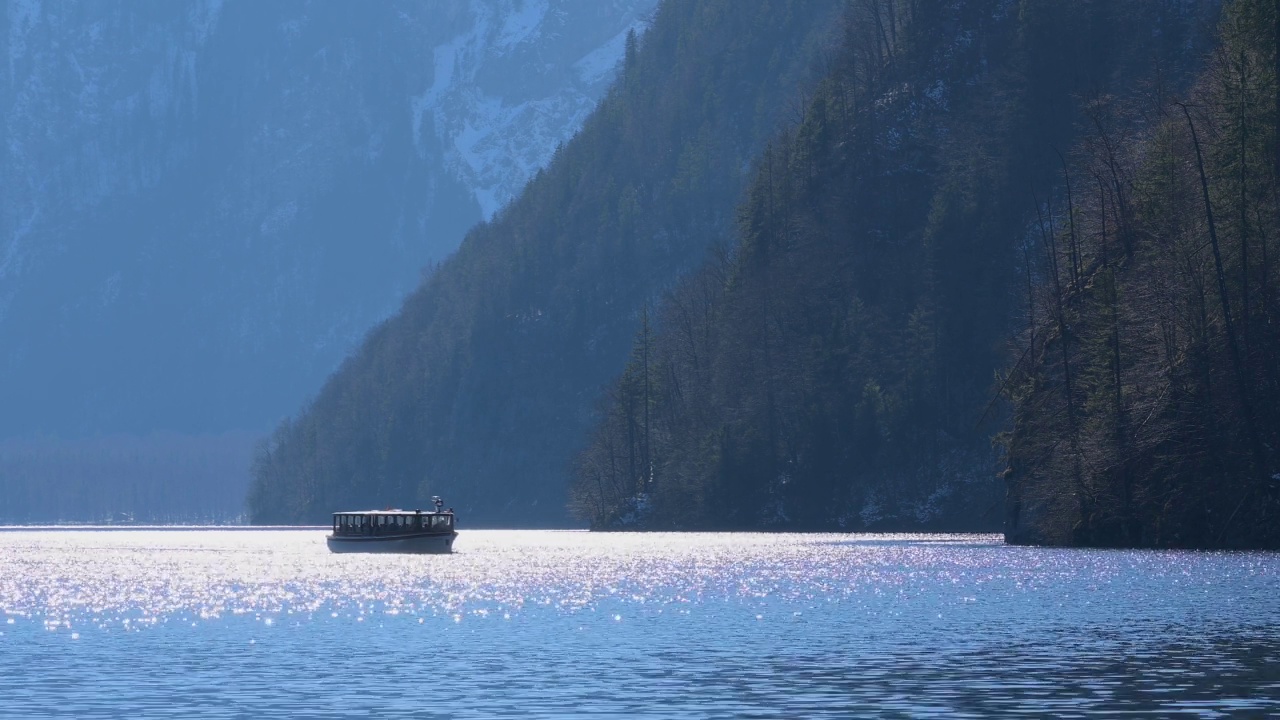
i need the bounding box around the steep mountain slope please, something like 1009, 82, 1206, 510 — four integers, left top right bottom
247, 0, 845, 525
1, 0, 654, 439
571, 0, 1221, 530
1005, 0, 1280, 548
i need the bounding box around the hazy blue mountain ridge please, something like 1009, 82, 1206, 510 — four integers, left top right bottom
1, 0, 654, 438
0, 0, 655, 522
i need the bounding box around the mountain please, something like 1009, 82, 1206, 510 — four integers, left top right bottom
0, 0, 655, 522
570, 0, 1223, 531
1, 0, 654, 438
246, 0, 846, 525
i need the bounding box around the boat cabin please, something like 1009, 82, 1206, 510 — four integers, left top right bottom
330, 509, 454, 537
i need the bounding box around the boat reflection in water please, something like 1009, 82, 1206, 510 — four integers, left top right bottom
326, 497, 457, 554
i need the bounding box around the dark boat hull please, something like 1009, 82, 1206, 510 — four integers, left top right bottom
326, 531, 457, 554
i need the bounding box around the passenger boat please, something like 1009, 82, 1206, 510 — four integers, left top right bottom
326, 497, 457, 554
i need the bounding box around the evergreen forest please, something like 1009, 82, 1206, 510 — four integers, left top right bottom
250, 0, 1280, 548
1005, 0, 1280, 548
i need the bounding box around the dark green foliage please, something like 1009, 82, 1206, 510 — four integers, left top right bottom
1005, 0, 1280, 548
571, 0, 1219, 531
247, 0, 845, 525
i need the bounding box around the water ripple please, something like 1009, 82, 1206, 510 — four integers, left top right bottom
1, 530, 1277, 718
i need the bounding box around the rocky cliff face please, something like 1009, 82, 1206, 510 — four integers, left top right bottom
1, 0, 655, 438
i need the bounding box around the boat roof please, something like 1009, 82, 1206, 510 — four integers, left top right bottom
333, 509, 451, 515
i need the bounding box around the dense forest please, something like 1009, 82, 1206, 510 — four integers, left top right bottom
569, 0, 1222, 531
1005, 0, 1280, 548
247, 0, 846, 525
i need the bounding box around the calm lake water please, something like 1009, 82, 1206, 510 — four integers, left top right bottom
0, 529, 1277, 718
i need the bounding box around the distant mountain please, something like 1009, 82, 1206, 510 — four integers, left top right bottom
0, 0, 654, 523
247, 0, 845, 525
1, 0, 655, 439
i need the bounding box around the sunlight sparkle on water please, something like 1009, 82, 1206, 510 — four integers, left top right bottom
0, 529, 1277, 718
0, 530, 1020, 629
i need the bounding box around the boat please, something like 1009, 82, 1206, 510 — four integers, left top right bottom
326, 497, 457, 554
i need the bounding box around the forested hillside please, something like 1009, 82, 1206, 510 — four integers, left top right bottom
570, 0, 1221, 530
247, 0, 845, 524
1005, 0, 1280, 548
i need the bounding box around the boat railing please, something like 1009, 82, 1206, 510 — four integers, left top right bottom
330, 511, 454, 537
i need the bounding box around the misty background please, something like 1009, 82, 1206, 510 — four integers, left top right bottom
1, 0, 656, 522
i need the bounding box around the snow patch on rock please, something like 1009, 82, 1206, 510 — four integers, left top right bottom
497, 0, 547, 49
575, 21, 646, 87
411, 0, 655, 219
7, 0, 43, 81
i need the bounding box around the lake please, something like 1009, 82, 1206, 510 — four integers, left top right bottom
0, 529, 1277, 718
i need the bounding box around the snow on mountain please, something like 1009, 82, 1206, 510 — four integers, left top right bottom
418, 0, 650, 219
